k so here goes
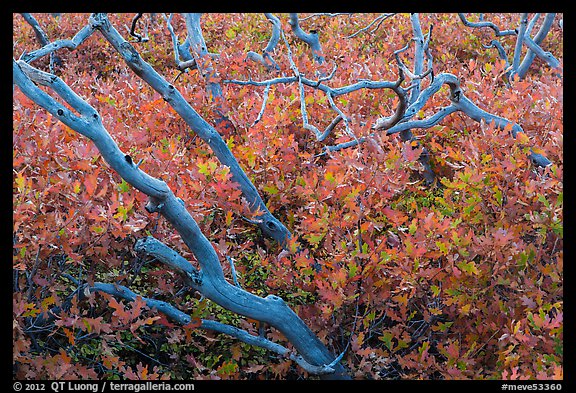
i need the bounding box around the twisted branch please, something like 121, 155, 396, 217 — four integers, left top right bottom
14, 56, 350, 379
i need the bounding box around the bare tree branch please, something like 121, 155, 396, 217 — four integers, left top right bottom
246, 13, 281, 71
288, 13, 325, 64
252, 83, 271, 126
516, 13, 559, 78
19, 13, 63, 71
19, 22, 96, 65
37, 277, 337, 375
326, 72, 552, 167
184, 14, 229, 121
523, 34, 561, 70
476, 13, 560, 82
127, 13, 149, 42
282, 29, 325, 140
458, 13, 517, 36
13, 59, 351, 379
163, 13, 196, 71
512, 13, 529, 71
89, 13, 292, 247
300, 13, 353, 21
346, 13, 396, 38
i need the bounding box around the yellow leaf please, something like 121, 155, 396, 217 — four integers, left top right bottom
15, 173, 26, 192
225, 211, 233, 226
516, 132, 530, 144
513, 320, 521, 334
41, 295, 55, 310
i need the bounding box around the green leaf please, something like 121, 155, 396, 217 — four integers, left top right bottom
436, 240, 449, 255
379, 331, 394, 351
82, 318, 92, 333
225, 28, 236, 39
348, 262, 358, 278
494, 188, 503, 206
198, 161, 216, 178
118, 179, 131, 193
537, 194, 550, 209
263, 184, 279, 195
409, 220, 417, 235
226, 136, 235, 150
114, 205, 129, 221
91, 226, 105, 234
22, 303, 40, 318
418, 341, 430, 355
555, 192, 563, 206
457, 261, 480, 275
436, 321, 454, 332
306, 233, 325, 246
324, 171, 336, 184
458, 171, 471, 183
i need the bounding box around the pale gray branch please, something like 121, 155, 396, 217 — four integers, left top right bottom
58, 280, 337, 375
89, 13, 291, 247
346, 13, 396, 38
512, 13, 529, 71
252, 83, 271, 126
517, 13, 556, 79
288, 13, 325, 64
458, 13, 517, 36
246, 13, 281, 71
326, 72, 551, 167
14, 44, 350, 380
20, 23, 96, 64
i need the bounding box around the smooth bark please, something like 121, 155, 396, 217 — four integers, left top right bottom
89, 13, 292, 247
13, 59, 350, 379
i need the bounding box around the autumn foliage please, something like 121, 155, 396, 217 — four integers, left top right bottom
13, 13, 562, 380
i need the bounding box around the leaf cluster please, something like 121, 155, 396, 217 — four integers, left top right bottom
13, 13, 562, 380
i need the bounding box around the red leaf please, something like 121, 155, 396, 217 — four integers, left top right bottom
83, 168, 100, 196
382, 207, 408, 225
401, 142, 423, 162
109, 297, 131, 324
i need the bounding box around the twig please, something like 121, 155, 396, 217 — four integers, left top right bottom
127, 13, 149, 42
19, 22, 96, 65
300, 13, 353, 21
164, 13, 195, 70
470, 328, 501, 359
458, 13, 517, 36
512, 13, 529, 71
19, 13, 63, 72
346, 13, 396, 38
226, 256, 242, 288
281, 30, 323, 139
26, 245, 42, 301
252, 83, 271, 126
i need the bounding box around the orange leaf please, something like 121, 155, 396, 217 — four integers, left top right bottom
83, 169, 100, 196
516, 132, 530, 144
